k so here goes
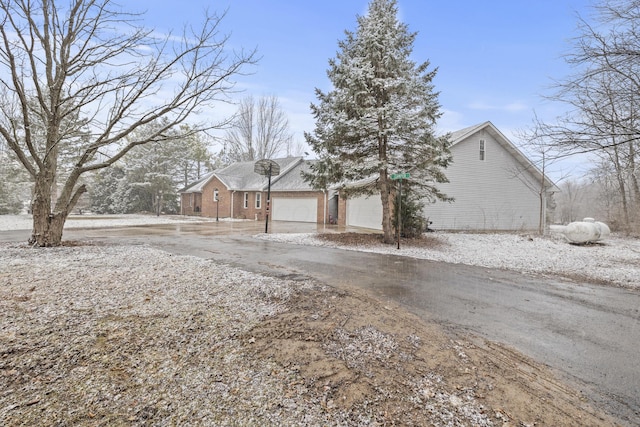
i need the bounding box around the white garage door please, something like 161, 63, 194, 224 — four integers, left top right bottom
271, 197, 317, 222
346, 195, 382, 230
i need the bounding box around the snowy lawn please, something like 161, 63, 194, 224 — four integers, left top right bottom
0, 213, 217, 231
2, 214, 638, 289
256, 231, 640, 289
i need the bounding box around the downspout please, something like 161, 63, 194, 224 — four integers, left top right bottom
323, 190, 327, 225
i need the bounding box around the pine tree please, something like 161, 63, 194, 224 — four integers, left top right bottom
393, 185, 427, 238
89, 166, 129, 214
122, 125, 183, 216
304, 0, 452, 243
0, 150, 28, 214
88, 121, 215, 215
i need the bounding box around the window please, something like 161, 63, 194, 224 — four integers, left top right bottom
189, 193, 193, 207
213, 189, 219, 202
479, 139, 485, 161
255, 192, 262, 209
243, 192, 249, 209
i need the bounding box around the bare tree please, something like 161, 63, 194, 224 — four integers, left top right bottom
588, 159, 630, 226
547, 1, 640, 151
514, 117, 567, 234
224, 95, 293, 162
0, 0, 256, 246
548, 71, 640, 228
557, 179, 586, 223
529, 0, 640, 231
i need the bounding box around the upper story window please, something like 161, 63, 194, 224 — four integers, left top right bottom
213, 189, 219, 202
243, 192, 249, 209
255, 192, 262, 209
479, 139, 486, 161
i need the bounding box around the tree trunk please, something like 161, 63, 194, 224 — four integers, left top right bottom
29, 167, 86, 246
539, 191, 544, 235
538, 152, 546, 235
29, 175, 66, 246
628, 143, 640, 226
379, 172, 394, 244
611, 146, 630, 228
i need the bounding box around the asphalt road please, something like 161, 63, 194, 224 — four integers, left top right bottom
3, 221, 639, 424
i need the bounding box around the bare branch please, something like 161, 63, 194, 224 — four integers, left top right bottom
0, 0, 257, 245
223, 95, 293, 162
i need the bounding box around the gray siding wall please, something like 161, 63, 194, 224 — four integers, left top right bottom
424, 131, 541, 231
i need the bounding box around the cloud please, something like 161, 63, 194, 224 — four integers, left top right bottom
437, 109, 466, 134
468, 101, 529, 112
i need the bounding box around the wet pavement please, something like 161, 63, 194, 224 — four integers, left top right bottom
2, 220, 639, 424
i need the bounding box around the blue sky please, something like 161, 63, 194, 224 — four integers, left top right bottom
138, 0, 592, 178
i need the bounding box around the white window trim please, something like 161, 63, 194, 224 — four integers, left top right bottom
479, 139, 486, 161
243, 192, 249, 209
213, 189, 219, 202
255, 192, 262, 209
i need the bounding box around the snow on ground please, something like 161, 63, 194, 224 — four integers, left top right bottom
2, 214, 638, 289
255, 232, 640, 289
0, 213, 218, 231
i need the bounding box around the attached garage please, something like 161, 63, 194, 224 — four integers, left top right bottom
346, 195, 383, 230
272, 197, 317, 222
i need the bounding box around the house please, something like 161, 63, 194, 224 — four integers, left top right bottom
180, 156, 330, 223
341, 121, 559, 231
181, 122, 557, 231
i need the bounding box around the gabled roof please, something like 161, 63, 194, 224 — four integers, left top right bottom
449, 122, 490, 143
450, 121, 559, 192
216, 156, 303, 190
180, 123, 558, 195
270, 159, 317, 191
331, 121, 559, 193
179, 171, 215, 193
329, 175, 377, 192
180, 157, 307, 193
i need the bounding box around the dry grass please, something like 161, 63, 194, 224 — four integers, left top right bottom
0, 242, 620, 426
317, 232, 447, 249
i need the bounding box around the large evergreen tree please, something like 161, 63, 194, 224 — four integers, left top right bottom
304, 0, 452, 243
89, 166, 129, 214
120, 121, 189, 215
0, 148, 28, 214
89, 122, 215, 215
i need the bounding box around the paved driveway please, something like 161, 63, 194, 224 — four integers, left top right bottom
3, 220, 639, 424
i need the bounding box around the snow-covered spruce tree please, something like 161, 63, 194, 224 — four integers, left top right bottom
89, 166, 128, 214
121, 120, 186, 215
0, 176, 23, 214
0, 149, 27, 214
304, 0, 452, 243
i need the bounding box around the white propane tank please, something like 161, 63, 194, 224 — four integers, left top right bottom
594, 221, 611, 240
562, 218, 610, 243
